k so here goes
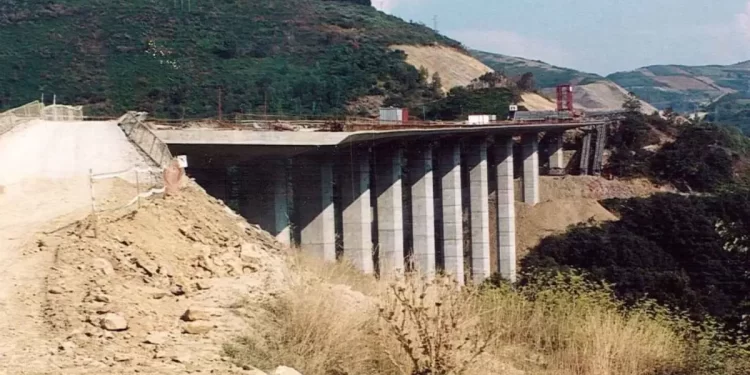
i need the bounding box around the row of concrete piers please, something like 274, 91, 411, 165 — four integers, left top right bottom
219, 132, 566, 285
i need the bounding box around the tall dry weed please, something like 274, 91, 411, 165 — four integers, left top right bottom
225, 255, 748, 375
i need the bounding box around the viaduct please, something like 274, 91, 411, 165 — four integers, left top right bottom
153, 120, 607, 284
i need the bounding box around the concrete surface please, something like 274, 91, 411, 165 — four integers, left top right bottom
494, 137, 517, 282
374, 147, 405, 276
522, 134, 540, 205
340, 149, 374, 273
437, 142, 464, 284
408, 145, 436, 278
467, 138, 491, 284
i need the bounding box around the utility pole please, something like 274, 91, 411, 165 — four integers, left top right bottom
264, 90, 268, 119
433, 15, 438, 32
217, 87, 222, 120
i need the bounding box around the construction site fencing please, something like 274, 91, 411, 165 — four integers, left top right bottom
119, 112, 174, 168
90, 166, 165, 213
41, 104, 84, 121
0, 101, 44, 136
88, 165, 165, 237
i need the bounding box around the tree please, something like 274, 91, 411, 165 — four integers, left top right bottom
623, 92, 642, 112
516, 72, 535, 91
418, 66, 429, 83
430, 72, 443, 97
522, 193, 750, 331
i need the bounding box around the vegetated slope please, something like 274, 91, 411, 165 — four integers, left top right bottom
606, 108, 750, 192
703, 91, 750, 135
0, 0, 459, 118
523, 192, 750, 336
471, 49, 603, 87
607, 62, 749, 111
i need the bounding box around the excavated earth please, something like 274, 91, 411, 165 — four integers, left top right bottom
33, 182, 289, 374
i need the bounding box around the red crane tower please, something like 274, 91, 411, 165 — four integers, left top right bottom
556, 84, 574, 112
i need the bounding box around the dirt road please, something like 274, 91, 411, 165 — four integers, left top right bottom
0, 119, 151, 373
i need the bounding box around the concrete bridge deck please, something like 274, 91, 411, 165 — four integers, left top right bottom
153, 121, 606, 147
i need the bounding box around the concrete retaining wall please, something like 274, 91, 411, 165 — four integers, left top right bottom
118, 111, 173, 168
0, 101, 44, 136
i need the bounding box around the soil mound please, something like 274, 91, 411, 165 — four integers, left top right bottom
516, 199, 616, 256
36, 182, 288, 373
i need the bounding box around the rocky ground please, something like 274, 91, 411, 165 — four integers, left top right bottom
22, 182, 300, 374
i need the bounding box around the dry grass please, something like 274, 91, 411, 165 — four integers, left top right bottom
480, 275, 686, 375
225, 254, 748, 375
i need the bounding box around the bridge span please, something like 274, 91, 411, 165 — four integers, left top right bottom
151, 120, 608, 283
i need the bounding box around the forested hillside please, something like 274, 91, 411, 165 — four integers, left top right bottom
0, 0, 459, 117
607, 63, 750, 112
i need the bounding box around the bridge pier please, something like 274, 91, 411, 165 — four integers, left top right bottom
549, 132, 565, 171
374, 146, 405, 276
408, 144, 436, 278
340, 148, 374, 273
295, 155, 336, 262
265, 161, 291, 245
494, 136, 517, 282
522, 134, 540, 205
436, 142, 464, 284
467, 138, 491, 284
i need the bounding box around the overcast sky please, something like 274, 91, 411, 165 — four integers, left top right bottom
375, 0, 750, 75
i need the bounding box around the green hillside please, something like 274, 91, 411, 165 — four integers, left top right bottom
0, 0, 459, 118
470, 49, 602, 88
607, 62, 750, 112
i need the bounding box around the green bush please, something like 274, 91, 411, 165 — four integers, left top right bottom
522, 192, 750, 334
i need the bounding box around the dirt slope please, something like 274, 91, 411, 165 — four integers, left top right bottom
515, 199, 616, 255
391, 45, 562, 111
390, 45, 493, 90
520, 93, 556, 111
501, 176, 673, 260
34, 182, 287, 374
0, 119, 154, 374
539, 80, 658, 113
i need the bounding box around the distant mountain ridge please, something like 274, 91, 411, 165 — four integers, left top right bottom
470, 49, 656, 113
606, 62, 750, 112
470, 49, 603, 88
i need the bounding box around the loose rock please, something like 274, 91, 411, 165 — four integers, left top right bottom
92, 258, 114, 276
170, 285, 185, 296
181, 308, 210, 322
183, 321, 213, 334
144, 331, 168, 345
240, 242, 261, 262
114, 353, 132, 362
172, 354, 191, 364
48, 287, 64, 295
100, 313, 128, 331
58, 341, 76, 352
195, 281, 212, 290
93, 294, 111, 303
271, 366, 303, 375
242, 365, 268, 375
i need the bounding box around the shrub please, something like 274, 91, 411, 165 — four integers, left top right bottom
223, 254, 749, 375
377, 277, 496, 375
